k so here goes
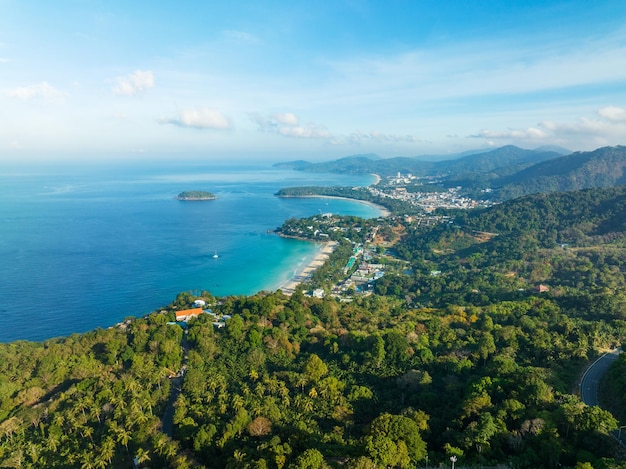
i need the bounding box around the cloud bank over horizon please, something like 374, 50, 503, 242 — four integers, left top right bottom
1, 1, 625, 161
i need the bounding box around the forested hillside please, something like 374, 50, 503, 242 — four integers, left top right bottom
1, 187, 626, 468
493, 146, 626, 200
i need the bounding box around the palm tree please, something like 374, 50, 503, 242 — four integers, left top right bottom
233, 449, 247, 463
99, 436, 116, 464
231, 394, 245, 411
295, 375, 308, 393
89, 404, 102, 424
93, 455, 108, 469
135, 447, 151, 465
130, 398, 143, 416
51, 412, 65, 428
133, 409, 150, 426
76, 395, 94, 421
153, 433, 169, 457
115, 426, 132, 453
81, 425, 94, 443
80, 452, 96, 469
26, 441, 41, 466
46, 433, 60, 453
163, 440, 179, 460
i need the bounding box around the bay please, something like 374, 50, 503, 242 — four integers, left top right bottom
0, 161, 380, 342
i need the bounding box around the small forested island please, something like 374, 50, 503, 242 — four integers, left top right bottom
176, 190, 216, 201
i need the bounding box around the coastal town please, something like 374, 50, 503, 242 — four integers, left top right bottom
270, 172, 497, 302
369, 172, 496, 211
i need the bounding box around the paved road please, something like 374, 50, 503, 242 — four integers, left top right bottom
580, 348, 622, 406
579, 348, 625, 448
162, 330, 190, 438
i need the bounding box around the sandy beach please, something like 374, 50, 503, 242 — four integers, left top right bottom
278, 241, 338, 295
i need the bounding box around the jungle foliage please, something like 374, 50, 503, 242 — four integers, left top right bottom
1, 186, 626, 468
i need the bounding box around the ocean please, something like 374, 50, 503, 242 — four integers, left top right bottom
0, 161, 380, 342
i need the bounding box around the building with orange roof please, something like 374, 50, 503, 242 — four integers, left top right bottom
175, 307, 203, 322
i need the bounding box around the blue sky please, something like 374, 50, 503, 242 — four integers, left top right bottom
2, 0, 626, 162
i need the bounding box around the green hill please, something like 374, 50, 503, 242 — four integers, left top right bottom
493, 145, 626, 199
465, 185, 626, 240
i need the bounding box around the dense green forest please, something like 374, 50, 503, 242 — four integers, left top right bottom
1, 186, 626, 468
492, 146, 626, 200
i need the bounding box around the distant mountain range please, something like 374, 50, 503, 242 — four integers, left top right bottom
274, 145, 569, 176
275, 145, 626, 200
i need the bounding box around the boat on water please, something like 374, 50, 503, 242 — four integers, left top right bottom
213, 251, 219, 259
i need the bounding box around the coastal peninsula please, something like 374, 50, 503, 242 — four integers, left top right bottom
176, 190, 216, 201
275, 186, 391, 217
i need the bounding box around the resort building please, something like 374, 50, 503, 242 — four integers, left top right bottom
175, 308, 203, 322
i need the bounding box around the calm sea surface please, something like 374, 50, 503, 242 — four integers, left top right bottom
0, 162, 379, 342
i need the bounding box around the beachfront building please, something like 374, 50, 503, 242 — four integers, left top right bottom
175, 307, 203, 322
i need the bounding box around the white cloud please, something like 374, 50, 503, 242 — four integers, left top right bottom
344, 130, 425, 145
159, 108, 231, 130
597, 105, 626, 122
470, 127, 549, 140
8, 82, 66, 101
250, 112, 331, 139
279, 125, 331, 139
469, 106, 626, 149
222, 30, 259, 44
538, 117, 624, 138
250, 112, 425, 146
274, 113, 299, 126
112, 70, 155, 96
317, 30, 626, 116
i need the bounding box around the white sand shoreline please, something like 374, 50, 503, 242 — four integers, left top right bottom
275, 175, 386, 296
277, 241, 338, 295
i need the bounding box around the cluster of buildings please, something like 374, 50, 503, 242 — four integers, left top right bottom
279, 212, 366, 241
312, 245, 386, 299
169, 299, 231, 328
369, 174, 495, 211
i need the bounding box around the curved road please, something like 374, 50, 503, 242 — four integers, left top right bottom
580, 348, 622, 406
579, 348, 624, 447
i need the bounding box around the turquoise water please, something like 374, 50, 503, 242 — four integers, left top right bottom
0, 162, 379, 342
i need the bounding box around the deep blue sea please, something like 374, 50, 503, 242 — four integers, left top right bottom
0, 162, 379, 342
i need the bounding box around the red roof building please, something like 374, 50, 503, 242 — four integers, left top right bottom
175, 307, 203, 321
